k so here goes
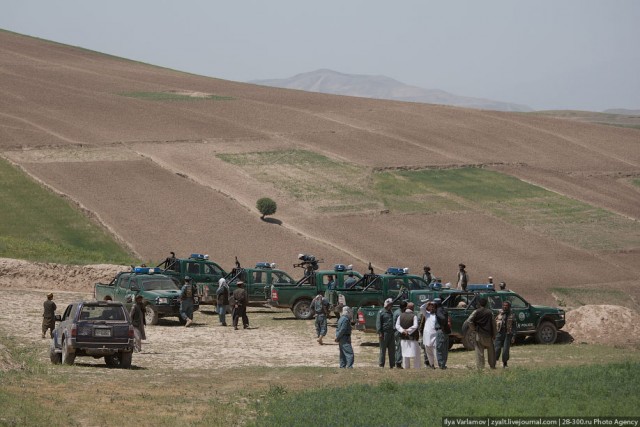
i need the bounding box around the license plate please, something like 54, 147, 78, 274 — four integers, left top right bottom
94, 328, 112, 337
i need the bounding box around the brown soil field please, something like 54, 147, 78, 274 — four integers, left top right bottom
0, 30, 639, 307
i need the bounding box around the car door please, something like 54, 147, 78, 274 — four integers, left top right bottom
501, 294, 535, 333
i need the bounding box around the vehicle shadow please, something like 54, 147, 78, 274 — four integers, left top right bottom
73, 362, 148, 371
272, 316, 299, 321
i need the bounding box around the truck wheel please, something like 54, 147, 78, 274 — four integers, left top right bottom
118, 351, 133, 369
462, 328, 476, 351
145, 306, 159, 325
293, 299, 313, 320
61, 338, 75, 365
535, 321, 557, 344
49, 341, 61, 365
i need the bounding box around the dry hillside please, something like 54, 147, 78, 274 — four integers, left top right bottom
1, 30, 639, 304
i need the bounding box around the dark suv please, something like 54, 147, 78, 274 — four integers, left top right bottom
49, 300, 135, 368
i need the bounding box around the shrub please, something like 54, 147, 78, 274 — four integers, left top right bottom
256, 198, 277, 219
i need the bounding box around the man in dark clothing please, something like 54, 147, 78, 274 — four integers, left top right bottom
456, 263, 469, 291
129, 295, 146, 352
376, 298, 396, 368
433, 298, 451, 369
216, 278, 230, 326
311, 291, 330, 344
232, 281, 249, 330
422, 266, 434, 286
344, 272, 357, 289
42, 293, 56, 338
494, 301, 515, 368
392, 300, 408, 368
180, 276, 197, 327
465, 297, 497, 369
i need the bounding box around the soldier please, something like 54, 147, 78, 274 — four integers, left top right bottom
162, 251, 177, 270
494, 301, 515, 368
232, 281, 249, 330
216, 278, 229, 326
499, 282, 507, 291
456, 263, 469, 291
376, 298, 396, 368
310, 291, 329, 344
464, 297, 497, 369
42, 293, 56, 339
129, 295, 146, 352
335, 306, 354, 368
179, 276, 196, 327
393, 300, 408, 368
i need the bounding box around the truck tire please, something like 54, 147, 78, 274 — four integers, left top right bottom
61, 338, 75, 365
462, 328, 476, 351
145, 306, 159, 325
535, 321, 557, 344
293, 299, 313, 320
118, 351, 133, 369
49, 341, 61, 365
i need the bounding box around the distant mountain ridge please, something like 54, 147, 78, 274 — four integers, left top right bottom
250, 69, 533, 112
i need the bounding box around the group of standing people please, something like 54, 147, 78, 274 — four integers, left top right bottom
464, 297, 514, 369
377, 297, 451, 370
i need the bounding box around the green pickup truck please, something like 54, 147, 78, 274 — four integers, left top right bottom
159, 253, 227, 304
268, 254, 365, 320
355, 284, 566, 350
94, 267, 198, 325
224, 260, 297, 305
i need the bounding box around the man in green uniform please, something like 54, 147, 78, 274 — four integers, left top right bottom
232, 281, 249, 330
42, 292, 56, 339
376, 298, 396, 368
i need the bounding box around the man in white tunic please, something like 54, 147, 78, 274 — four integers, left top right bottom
395, 302, 421, 369
419, 300, 438, 369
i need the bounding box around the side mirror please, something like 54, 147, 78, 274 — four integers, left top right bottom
55, 315, 62, 322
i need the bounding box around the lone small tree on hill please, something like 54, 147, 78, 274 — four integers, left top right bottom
256, 197, 277, 220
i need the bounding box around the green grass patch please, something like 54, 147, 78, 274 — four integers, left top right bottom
632, 178, 640, 188
217, 152, 639, 250
0, 157, 136, 264
118, 91, 233, 101
252, 362, 640, 426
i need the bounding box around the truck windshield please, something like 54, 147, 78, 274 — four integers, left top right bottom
407, 277, 430, 290
140, 279, 179, 291
80, 305, 126, 321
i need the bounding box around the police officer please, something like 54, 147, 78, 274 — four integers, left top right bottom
376, 298, 396, 368
311, 291, 329, 344
335, 306, 354, 368
42, 292, 56, 339
180, 276, 196, 327
232, 281, 249, 330
494, 301, 515, 368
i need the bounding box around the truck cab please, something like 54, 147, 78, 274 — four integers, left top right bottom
225, 261, 296, 304
160, 253, 227, 304
337, 266, 432, 310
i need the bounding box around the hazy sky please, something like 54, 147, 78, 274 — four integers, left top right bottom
2, 1, 639, 111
